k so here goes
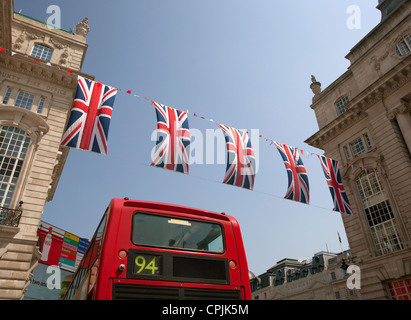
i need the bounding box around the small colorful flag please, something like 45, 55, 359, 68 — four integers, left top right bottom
151, 101, 191, 174
218, 124, 256, 190
61, 76, 117, 155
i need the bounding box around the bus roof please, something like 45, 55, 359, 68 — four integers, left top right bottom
113, 198, 235, 223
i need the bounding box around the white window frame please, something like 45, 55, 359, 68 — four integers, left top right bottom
396, 34, 411, 57
0, 126, 30, 208
350, 137, 366, 157
2, 87, 12, 104
2, 86, 50, 116
14, 91, 35, 111
335, 96, 349, 116
37, 97, 46, 114
356, 172, 404, 256
342, 133, 374, 162
388, 278, 411, 300
31, 43, 53, 62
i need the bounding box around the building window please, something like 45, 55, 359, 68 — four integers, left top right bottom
363, 133, 373, 150
343, 146, 351, 162
350, 137, 366, 157
0, 126, 30, 208
396, 34, 411, 57
37, 97, 46, 114
346, 288, 357, 297
356, 172, 404, 256
388, 279, 411, 300
335, 96, 349, 116
343, 133, 374, 161
2, 88, 12, 104
335, 291, 341, 299
31, 44, 53, 62
14, 91, 34, 111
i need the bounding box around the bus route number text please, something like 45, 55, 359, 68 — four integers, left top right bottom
134, 255, 161, 275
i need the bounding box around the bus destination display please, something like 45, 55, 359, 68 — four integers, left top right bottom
130, 252, 162, 276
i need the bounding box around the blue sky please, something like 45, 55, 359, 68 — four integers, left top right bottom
15, 0, 381, 276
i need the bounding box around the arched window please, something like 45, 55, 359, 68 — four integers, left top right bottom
355, 171, 403, 256
0, 126, 30, 208
31, 43, 53, 62
396, 34, 411, 57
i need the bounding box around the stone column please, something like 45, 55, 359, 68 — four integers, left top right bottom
390, 100, 411, 155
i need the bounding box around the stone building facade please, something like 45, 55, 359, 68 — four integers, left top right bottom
305, 0, 411, 299
0, 0, 91, 299
250, 250, 360, 300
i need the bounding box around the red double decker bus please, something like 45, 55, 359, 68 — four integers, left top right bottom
64, 198, 251, 300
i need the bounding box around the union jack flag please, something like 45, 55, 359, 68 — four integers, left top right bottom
61, 76, 117, 155
151, 101, 190, 174
274, 142, 310, 204
318, 155, 353, 215
218, 124, 255, 190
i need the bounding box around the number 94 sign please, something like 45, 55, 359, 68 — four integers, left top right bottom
132, 254, 161, 276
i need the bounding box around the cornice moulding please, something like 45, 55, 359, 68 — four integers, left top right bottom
306, 59, 411, 148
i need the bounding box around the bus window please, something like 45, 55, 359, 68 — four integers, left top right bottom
64, 199, 252, 300
64, 213, 107, 300
132, 212, 224, 253
208, 234, 224, 252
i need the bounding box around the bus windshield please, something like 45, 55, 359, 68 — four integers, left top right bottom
132, 212, 224, 253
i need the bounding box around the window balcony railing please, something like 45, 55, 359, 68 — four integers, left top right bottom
0, 202, 23, 227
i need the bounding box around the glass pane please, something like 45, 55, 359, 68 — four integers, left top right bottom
37, 97, 46, 114
0, 126, 30, 208
335, 96, 349, 115
363, 134, 373, 150
14, 92, 34, 110
2, 88, 12, 104
388, 279, 411, 300
356, 172, 386, 208
132, 213, 224, 253
350, 137, 365, 157
31, 44, 53, 61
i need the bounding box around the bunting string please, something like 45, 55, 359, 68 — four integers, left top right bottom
97, 143, 348, 215
0, 48, 390, 215
117, 87, 388, 183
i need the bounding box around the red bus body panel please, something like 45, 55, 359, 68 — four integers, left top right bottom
76, 199, 251, 300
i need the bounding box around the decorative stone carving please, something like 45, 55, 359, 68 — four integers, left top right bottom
388, 99, 410, 120
76, 17, 90, 37
399, 99, 410, 113
388, 99, 411, 154
310, 75, 321, 95
59, 48, 69, 65
25, 30, 44, 41
13, 28, 45, 50
49, 38, 68, 49
370, 51, 388, 72
13, 29, 26, 50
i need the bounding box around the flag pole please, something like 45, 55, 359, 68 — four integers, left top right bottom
338, 231, 343, 252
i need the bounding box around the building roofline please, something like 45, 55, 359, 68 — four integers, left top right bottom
345, 0, 410, 64
310, 70, 352, 108
13, 11, 74, 35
